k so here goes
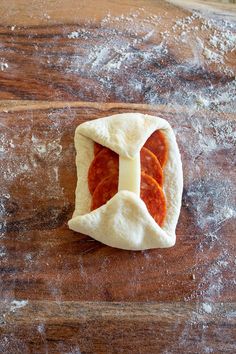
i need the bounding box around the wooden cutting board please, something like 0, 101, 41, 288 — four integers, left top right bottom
0, 0, 236, 352
0, 100, 235, 353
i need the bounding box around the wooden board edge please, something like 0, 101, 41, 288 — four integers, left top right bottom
167, 0, 236, 18
0, 100, 235, 121
0, 301, 235, 323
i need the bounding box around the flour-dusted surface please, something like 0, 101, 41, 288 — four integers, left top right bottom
64, 9, 236, 107
0, 3, 235, 106
0, 102, 235, 352
0, 0, 236, 353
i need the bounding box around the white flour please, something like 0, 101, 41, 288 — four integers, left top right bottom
0, 59, 8, 71
0, 4, 236, 352
9, 300, 28, 312
64, 8, 236, 110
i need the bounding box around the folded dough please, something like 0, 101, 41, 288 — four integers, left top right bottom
68, 113, 183, 250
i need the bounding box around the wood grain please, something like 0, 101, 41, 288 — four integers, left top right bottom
0, 102, 235, 304
0, 0, 235, 102
0, 301, 235, 354
170, 0, 236, 20
0, 0, 235, 27
0, 0, 235, 352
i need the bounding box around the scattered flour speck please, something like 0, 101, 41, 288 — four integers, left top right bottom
68, 31, 80, 39
0, 59, 9, 71
202, 303, 213, 314
10, 300, 28, 312
0, 245, 7, 258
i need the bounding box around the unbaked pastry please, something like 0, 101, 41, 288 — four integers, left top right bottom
68, 113, 183, 250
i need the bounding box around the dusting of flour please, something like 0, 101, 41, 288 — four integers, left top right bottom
64, 7, 236, 352
0, 4, 236, 353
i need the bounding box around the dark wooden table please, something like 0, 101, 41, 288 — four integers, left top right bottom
0, 1, 236, 353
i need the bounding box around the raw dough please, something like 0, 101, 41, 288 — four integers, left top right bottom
68, 113, 183, 250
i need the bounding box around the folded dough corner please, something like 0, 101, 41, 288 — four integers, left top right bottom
68, 113, 183, 250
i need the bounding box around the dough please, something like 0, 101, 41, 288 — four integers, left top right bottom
68, 113, 183, 250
